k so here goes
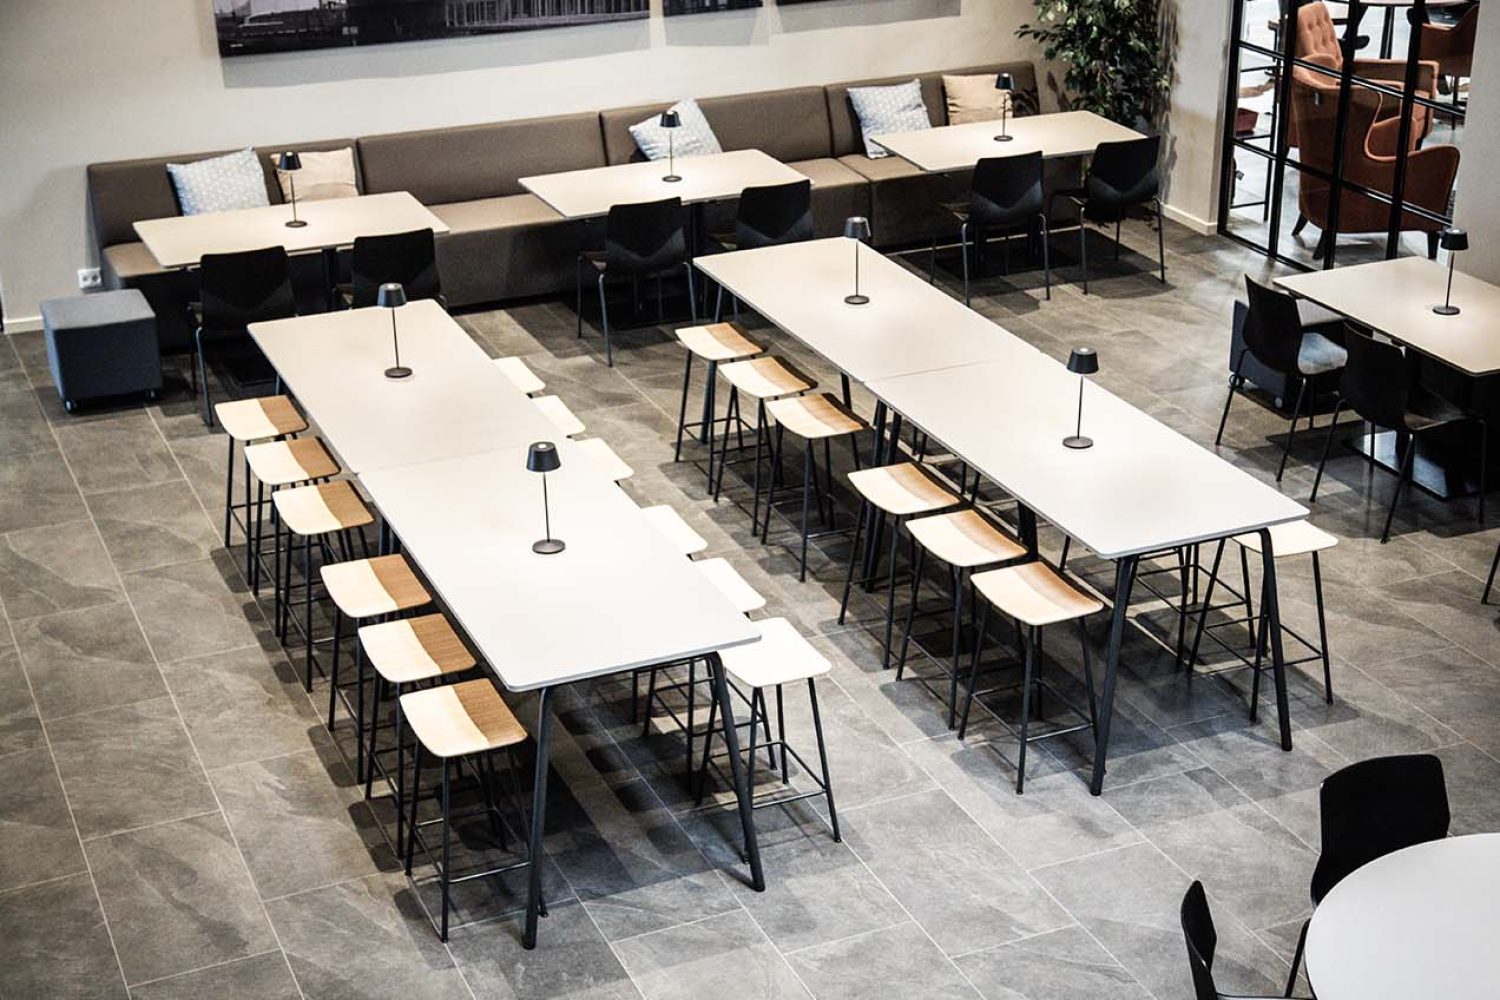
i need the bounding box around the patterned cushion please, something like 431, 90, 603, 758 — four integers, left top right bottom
847, 80, 931, 159
942, 74, 1013, 125
166, 148, 269, 216
270, 147, 359, 203
630, 99, 723, 162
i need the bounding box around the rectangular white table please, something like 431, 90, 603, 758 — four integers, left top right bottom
135, 190, 448, 269
520, 149, 808, 219
249, 300, 557, 474
872, 110, 1145, 173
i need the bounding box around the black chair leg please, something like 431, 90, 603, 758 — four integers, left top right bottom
1309, 400, 1345, 502
597, 274, 612, 367
1276, 379, 1308, 483
1483, 542, 1500, 604
1078, 221, 1089, 294
1039, 215, 1051, 300
1155, 199, 1166, 283
960, 223, 972, 306
1381, 433, 1417, 543
1216, 351, 1248, 447
1285, 919, 1310, 996
575, 257, 584, 338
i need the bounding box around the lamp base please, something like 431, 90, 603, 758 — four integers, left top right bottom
1063, 435, 1094, 450
532, 538, 566, 555
384, 366, 413, 380
662, 174, 682, 183
993, 134, 1014, 142
1432, 304, 1461, 316
285, 219, 308, 228
844, 294, 870, 305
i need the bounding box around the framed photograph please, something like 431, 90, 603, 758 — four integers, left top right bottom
214, 0, 649, 58
662, 0, 762, 15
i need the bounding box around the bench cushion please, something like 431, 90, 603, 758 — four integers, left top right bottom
827, 62, 1041, 157
837, 155, 969, 247
102, 242, 169, 283
601, 86, 834, 165
427, 195, 582, 307
788, 158, 872, 238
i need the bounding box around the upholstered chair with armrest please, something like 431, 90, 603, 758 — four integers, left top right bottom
1418, 3, 1478, 104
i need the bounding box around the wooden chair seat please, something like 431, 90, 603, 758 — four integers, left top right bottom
676, 322, 763, 363
848, 463, 959, 517
400, 678, 526, 759
721, 617, 830, 689
641, 504, 707, 557
718, 356, 814, 401
214, 395, 306, 442
272, 480, 374, 538
972, 562, 1102, 628
244, 437, 340, 487
1233, 520, 1338, 559
766, 393, 868, 440
493, 356, 545, 396
360, 613, 474, 685
575, 437, 633, 482
321, 553, 432, 620
906, 509, 1026, 570
533, 395, 585, 438
696, 557, 766, 615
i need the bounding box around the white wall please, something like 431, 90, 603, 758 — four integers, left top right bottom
1159, 0, 1232, 232
1452, 2, 1500, 282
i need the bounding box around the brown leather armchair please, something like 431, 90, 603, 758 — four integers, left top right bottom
1419, 4, 1478, 99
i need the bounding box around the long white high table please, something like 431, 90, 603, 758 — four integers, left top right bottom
1305, 834, 1500, 1000
872, 110, 1145, 173
520, 149, 808, 220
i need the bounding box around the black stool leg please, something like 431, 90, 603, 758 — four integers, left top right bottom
1312, 552, 1333, 703
394, 682, 406, 857
895, 546, 927, 679
404, 743, 423, 876
364, 674, 382, 800
223, 436, 235, 548
798, 440, 813, 581
673, 352, 693, 463
440, 758, 452, 942
947, 566, 965, 729
808, 678, 840, 842
1016, 626, 1037, 794
881, 515, 903, 670
327, 610, 342, 723
958, 601, 991, 740
838, 500, 869, 625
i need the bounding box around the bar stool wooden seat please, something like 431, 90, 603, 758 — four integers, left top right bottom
673, 322, 765, 490
762, 393, 869, 581
640, 504, 707, 557
214, 395, 306, 584
713, 357, 815, 527
401, 678, 536, 942
838, 463, 961, 670
244, 436, 340, 594
492, 356, 545, 396
533, 395, 585, 438
694, 618, 841, 841
575, 437, 633, 482
964, 562, 1102, 792
898, 509, 1028, 727
695, 558, 767, 615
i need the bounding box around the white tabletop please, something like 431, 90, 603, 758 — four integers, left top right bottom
695, 239, 1032, 383
872, 111, 1145, 173
865, 360, 1307, 559
1275, 257, 1500, 377
360, 443, 760, 691
1306, 834, 1500, 1000
135, 191, 449, 270
248, 300, 556, 474
520, 149, 808, 219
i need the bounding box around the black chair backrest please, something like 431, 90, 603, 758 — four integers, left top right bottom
1180, 881, 1222, 1000
351, 228, 441, 308
1311, 753, 1449, 904
1338, 332, 1415, 433
1084, 136, 1162, 221
970, 152, 1045, 230
604, 197, 687, 276
735, 180, 813, 250
199, 246, 295, 335
1243, 275, 1308, 374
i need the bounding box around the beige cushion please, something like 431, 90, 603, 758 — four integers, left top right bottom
943, 74, 1013, 125
103, 242, 169, 281
271, 147, 359, 202
429, 194, 563, 234
837, 153, 926, 183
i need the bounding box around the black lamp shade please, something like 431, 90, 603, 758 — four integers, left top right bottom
376, 282, 407, 310
527, 441, 561, 474
277, 150, 302, 171
844, 216, 871, 241
1440, 228, 1468, 253
660, 110, 681, 129
995, 72, 1015, 92
1067, 347, 1099, 375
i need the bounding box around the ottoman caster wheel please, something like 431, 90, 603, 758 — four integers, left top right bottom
63, 400, 76, 413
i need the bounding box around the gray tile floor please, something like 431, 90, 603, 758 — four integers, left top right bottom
2, 224, 1498, 1000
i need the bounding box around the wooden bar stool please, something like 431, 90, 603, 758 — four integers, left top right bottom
575, 437, 633, 483
213, 395, 306, 591
401, 678, 536, 941
492, 356, 545, 396
321, 554, 433, 780
838, 463, 961, 670
897, 509, 1028, 728
244, 436, 340, 604
533, 395, 585, 438
712, 356, 815, 528
360, 613, 476, 854
640, 504, 708, 557
673, 322, 764, 491
694, 618, 841, 842
964, 562, 1103, 792
1186, 520, 1338, 716
762, 393, 869, 581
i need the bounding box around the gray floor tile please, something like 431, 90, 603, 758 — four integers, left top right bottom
0, 872, 128, 998
0, 386, 58, 459
1430, 742, 1500, 835
0, 747, 87, 893
0, 645, 45, 756
448, 901, 641, 1000
0, 447, 89, 534
128, 951, 300, 1000
53, 411, 181, 495
612, 909, 808, 1000
13, 603, 164, 720
84, 812, 276, 985
784, 922, 980, 1000
954, 925, 1151, 1000
86, 480, 221, 573
121, 553, 267, 663
0, 520, 123, 621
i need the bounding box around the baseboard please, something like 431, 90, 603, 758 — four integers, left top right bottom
3, 315, 43, 334
1162, 203, 1216, 235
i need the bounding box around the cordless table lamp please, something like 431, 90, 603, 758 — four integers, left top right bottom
660, 110, 683, 183
994, 73, 1015, 142
844, 216, 872, 305
377, 283, 412, 380
278, 151, 307, 228
1063, 347, 1099, 449
1434, 227, 1468, 316
527, 441, 565, 554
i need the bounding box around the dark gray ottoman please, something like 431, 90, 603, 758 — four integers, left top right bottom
41, 289, 161, 412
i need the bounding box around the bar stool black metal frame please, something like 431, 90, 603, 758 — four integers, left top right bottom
758, 400, 866, 582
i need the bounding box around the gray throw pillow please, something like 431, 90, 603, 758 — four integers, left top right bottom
167, 147, 270, 215
848, 80, 932, 158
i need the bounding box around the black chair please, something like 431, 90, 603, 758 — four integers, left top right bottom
347, 228, 443, 309
1217, 276, 1348, 482
577, 197, 696, 367
1310, 332, 1487, 543
710, 180, 813, 318
1053, 136, 1164, 292
1484, 541, 1499, 604
1282, 754, 1449, 994
1182, 881, 1308, 1000
194, 246, 296, 427
930, 152, 1050, 305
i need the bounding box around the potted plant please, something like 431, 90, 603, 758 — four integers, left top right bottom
1018, 0, 1172, 129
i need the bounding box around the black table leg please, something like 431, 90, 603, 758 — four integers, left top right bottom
522, 686, 554, 950
1089, 555, 1139, 796
1256, 528, 1294, 751
322, 248, 339, 312
708, 652, 764, 891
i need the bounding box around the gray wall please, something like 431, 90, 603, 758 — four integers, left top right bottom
1452, 2, 1500, 282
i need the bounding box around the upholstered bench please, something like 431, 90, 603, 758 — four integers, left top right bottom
41, 289, 161, 411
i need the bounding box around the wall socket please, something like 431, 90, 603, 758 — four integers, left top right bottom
77, 267, 102, 290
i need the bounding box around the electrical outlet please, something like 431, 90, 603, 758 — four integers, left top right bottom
77, 267, 102, 290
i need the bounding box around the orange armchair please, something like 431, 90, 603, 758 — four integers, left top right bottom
1419, 4, 1478, 88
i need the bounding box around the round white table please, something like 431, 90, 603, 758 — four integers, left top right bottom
1305, 833, 1500, 999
